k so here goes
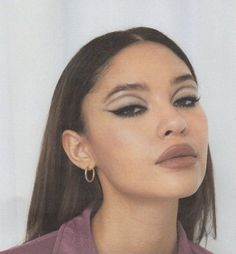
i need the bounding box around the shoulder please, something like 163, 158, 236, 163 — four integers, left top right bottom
177, 222, 214, 254
0, 229, 59, 254
189, 242, 214, 254
0, 207, 91, 254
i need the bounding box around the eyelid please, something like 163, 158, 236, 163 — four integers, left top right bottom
171, 86, 197, 98
105, 85, 197, 106
173, 85, 198, 96
105, 94, 146, 105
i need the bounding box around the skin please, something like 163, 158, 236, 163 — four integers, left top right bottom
62, 41, 208, 254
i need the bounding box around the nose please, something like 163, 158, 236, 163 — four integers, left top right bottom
157, 108, 188, 139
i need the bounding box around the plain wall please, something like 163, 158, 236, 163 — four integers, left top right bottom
1, 0, 236, 253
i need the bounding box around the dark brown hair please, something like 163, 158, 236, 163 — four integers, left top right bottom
25, 26, 217, 245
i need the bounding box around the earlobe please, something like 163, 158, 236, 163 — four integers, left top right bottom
61, 130, 94, 170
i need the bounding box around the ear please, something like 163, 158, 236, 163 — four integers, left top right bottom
62, 130, 96, 171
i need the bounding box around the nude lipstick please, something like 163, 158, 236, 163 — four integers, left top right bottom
155, 143, 197, 169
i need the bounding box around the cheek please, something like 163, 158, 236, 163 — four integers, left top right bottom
194, 109, 208, 150
87, 118, 151, 187
192, 109, 209, 178
91, 122, 143, 165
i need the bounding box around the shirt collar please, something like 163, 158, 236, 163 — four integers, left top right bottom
53, 204, 193, 254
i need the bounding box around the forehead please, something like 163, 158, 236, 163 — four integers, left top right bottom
93, 41, 191, 92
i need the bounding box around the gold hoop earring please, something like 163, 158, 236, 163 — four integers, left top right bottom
85, 166, 96, 183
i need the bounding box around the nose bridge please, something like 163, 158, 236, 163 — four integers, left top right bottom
157, 101, 188, 138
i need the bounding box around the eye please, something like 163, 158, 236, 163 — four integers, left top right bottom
109, 96, 200, 118
174, 96, 201, 107
109, 104, 147, 118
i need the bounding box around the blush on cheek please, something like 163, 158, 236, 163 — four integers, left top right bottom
94, 128, 139, 165
94, 122, 132, 145
197, 108, 208, 128
110, 129, 140, 149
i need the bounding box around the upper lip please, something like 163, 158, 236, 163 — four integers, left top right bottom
155, 143, 197, 164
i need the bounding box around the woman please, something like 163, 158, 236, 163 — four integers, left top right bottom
1, 27, 216, 254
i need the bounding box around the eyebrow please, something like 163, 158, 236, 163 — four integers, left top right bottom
103, 74, 197, 103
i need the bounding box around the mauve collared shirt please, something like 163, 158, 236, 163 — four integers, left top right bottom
0, 204, 213, 254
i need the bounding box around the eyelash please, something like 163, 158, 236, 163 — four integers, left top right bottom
110, 96, 201, 118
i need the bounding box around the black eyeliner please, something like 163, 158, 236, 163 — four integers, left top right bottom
109, 96, 201, 118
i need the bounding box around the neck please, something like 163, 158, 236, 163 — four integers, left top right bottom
91, 192, 179, 254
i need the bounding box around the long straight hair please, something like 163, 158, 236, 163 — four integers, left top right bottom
25, 27, 217, 244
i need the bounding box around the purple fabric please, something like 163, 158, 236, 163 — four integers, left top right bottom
0, 205, 213, 254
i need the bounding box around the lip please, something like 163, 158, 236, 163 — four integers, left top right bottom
155, 143, 197, 164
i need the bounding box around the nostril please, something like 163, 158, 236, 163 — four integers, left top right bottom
165, 130, 172, 136
181, 127, 186, 134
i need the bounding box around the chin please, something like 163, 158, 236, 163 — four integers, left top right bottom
155, 175, 203, 199
173, 181, 203, 199
169, 170, 205, 199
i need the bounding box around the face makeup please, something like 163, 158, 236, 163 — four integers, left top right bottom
82, 41, 208, 200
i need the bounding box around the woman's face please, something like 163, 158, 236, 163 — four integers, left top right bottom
81, 41, 208, 201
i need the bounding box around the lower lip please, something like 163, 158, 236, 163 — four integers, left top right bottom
156, 156, 197, 169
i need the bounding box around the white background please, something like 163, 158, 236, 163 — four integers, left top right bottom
1, 1, 236, 253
